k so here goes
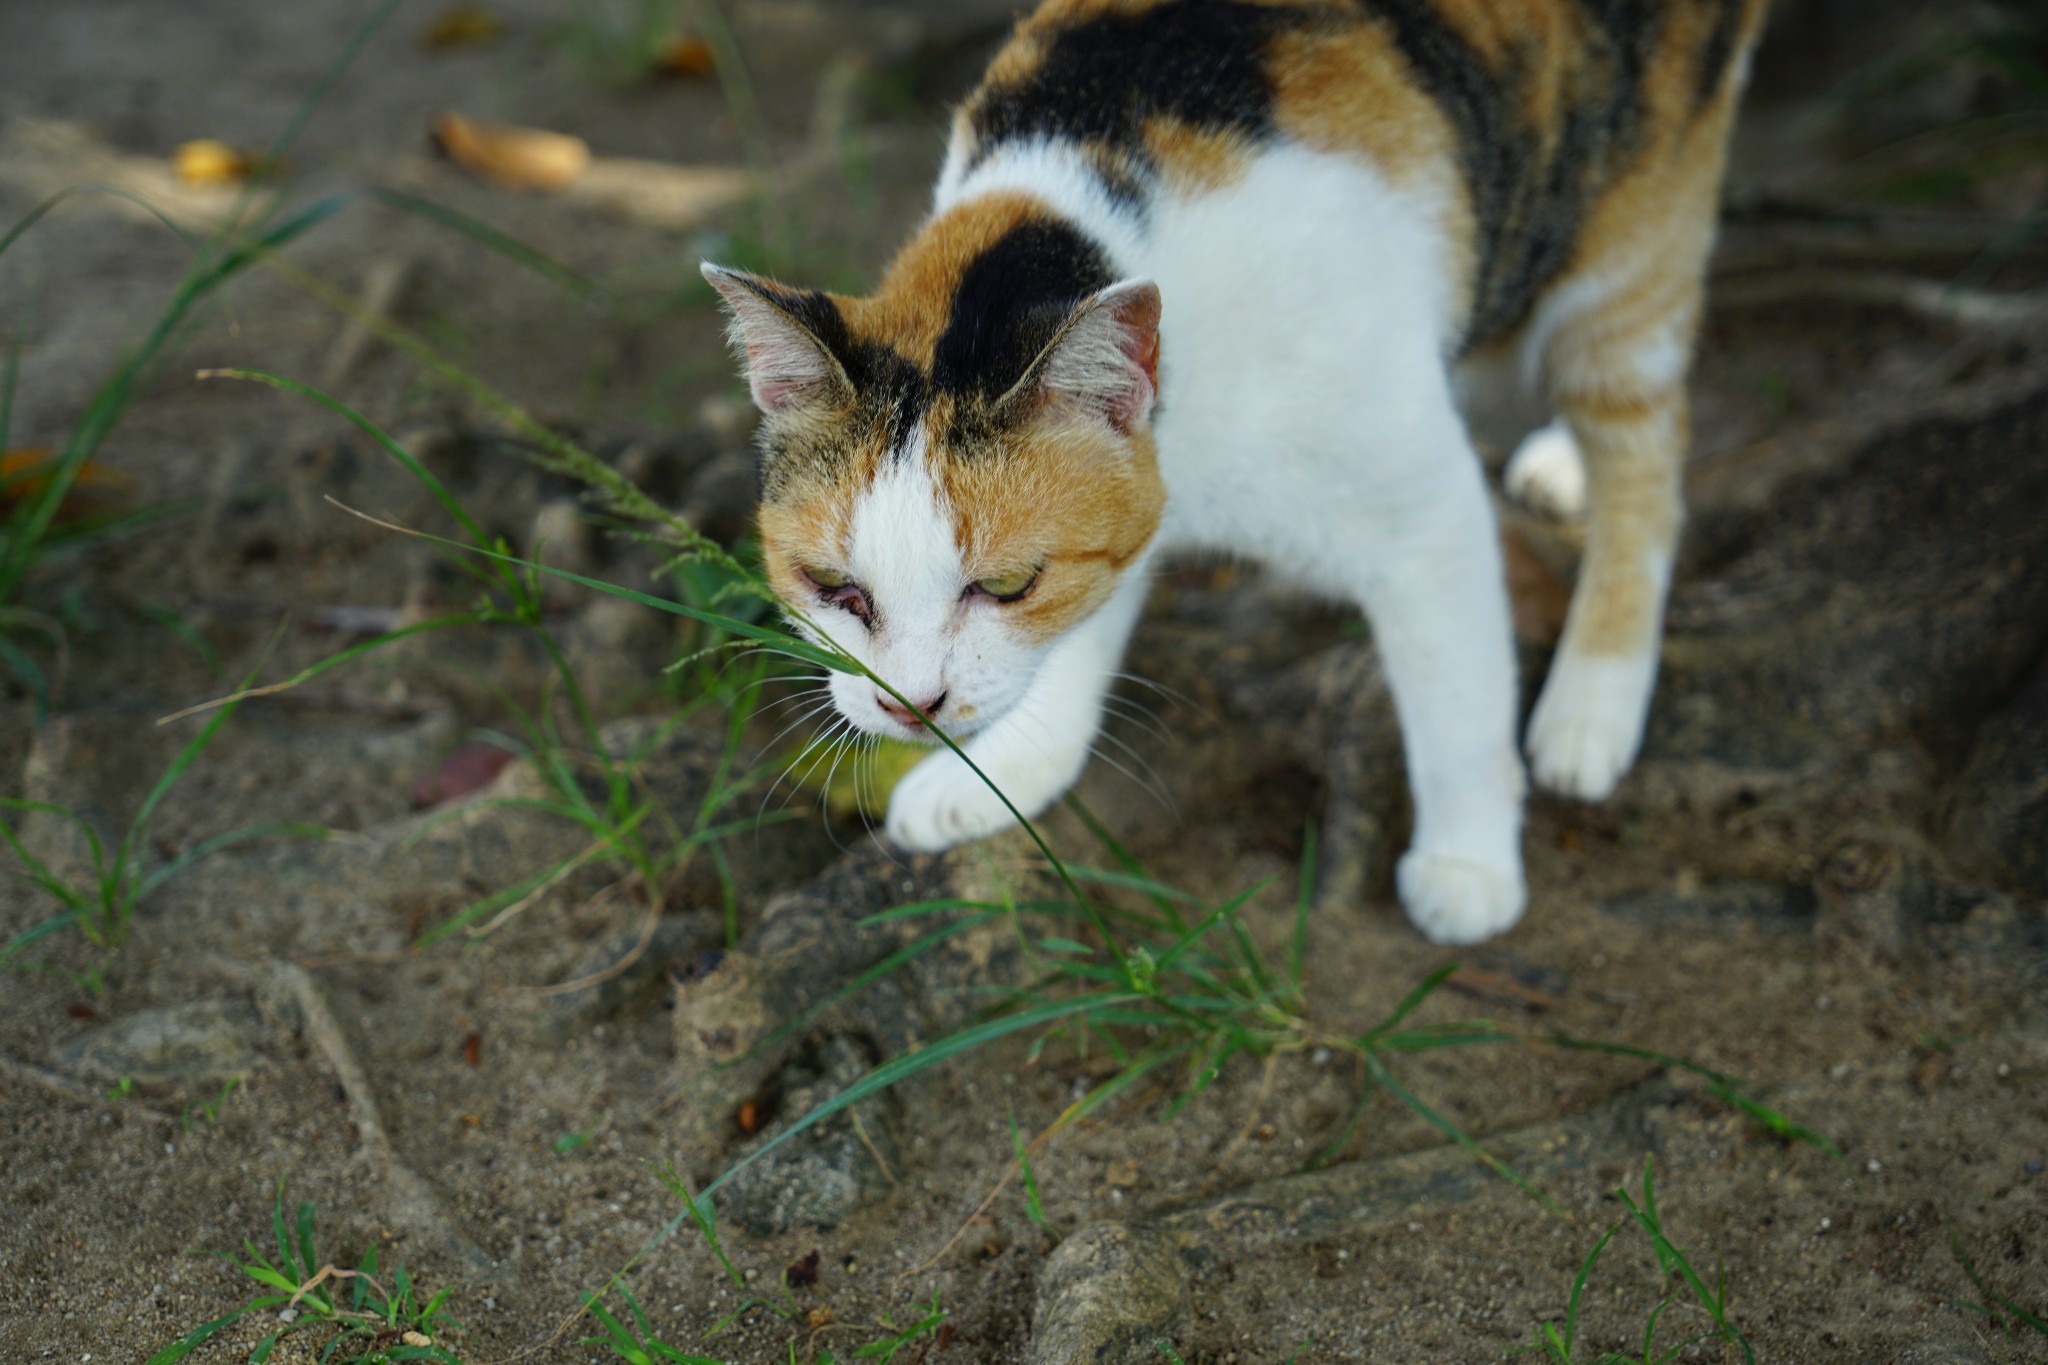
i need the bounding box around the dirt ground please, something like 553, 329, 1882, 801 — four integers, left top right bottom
3, 3, 2046, 1363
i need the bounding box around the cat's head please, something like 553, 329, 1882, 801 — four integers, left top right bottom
702, 198, 1164, 743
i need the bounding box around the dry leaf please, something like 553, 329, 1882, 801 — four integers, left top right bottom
432, 112, 589, 191
173, 139, 260, 187
422, 4, 503, 49
656, 35, 715, 77
2, 447, 133, 512
412, 743, 516, 807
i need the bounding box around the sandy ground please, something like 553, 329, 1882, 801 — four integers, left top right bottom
2, 3, 2046, 1363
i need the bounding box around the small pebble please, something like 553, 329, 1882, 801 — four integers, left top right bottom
1817, 1216, 1832, 1233
1311, 1046, 1332, 1067
2025, 1160, 2043, 1176
1866, 1159, 1883, 1174
1407, 1221, 1422, 1233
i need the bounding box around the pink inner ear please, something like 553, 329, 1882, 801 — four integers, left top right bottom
745, 340, 817, 412
1102, 287, 1161, 433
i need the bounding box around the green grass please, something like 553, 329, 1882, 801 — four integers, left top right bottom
0, 649, 329, 989
146, 1186, 463, 1365
1944, 1216, 2048, 1339
1516, 1157, 1752, 1365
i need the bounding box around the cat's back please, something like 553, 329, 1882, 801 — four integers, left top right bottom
949, 0, 1768, 351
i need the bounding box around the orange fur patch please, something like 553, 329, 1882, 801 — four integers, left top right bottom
936, 414, 1165, 645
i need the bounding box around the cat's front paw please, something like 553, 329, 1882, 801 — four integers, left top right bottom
1396, 848, 1526, 945
885, 749, 1025, 853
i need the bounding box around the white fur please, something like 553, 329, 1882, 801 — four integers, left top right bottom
1525, 547, 1671, 800
886, 142, 1530, 942
1504, 419, 1588, 519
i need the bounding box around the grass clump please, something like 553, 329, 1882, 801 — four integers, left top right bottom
147, 1186, 463, 1365
1517, 1157, 1755, 1365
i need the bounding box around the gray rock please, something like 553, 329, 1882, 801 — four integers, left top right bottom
535, 913, 721, 1043
720, 1034, 899, 1235
52, 998, 266, 1086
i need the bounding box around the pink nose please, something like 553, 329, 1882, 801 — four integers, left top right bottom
876, 690, 947, 728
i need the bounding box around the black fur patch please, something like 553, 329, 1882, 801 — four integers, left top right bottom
932, 219, 1115, 406
743, 283, 928, 498
1692, 0, 1747, 107
963, 1, 1678, 353
967, 2, 1303, 181
1365, 0, 1658, 348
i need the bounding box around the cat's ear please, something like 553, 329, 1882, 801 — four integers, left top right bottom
700, 263, 851, 416
1005, 280, 1162, 434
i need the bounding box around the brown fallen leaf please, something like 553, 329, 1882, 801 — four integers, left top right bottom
655, 35, 715, 77
421, 4, 503, 49
432, 112, 589, 191
461, 1031, 483, 1068
2, 447, 133, 516
784, 1248, 820, 1288
173, 139, 261, 187
412, 743, 516, 808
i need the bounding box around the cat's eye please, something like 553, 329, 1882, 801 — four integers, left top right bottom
801, 565, 871, 625
972, 565, 1040, 602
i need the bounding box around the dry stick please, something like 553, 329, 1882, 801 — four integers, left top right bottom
263, 961, 496, 1277
1203, 1050, 1282, 1190
0, 1052, 180, 1126
1713, 267, 2048, 327
321, 255, 414, 388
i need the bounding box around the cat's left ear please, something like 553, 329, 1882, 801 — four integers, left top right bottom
1005, 280, 1161, 435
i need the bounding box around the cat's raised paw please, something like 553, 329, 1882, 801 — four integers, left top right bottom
1396, 849, 1526, 945
884, 750, 1019, 854
1504, 420, 1587, 520
1525, 650, 1657, 800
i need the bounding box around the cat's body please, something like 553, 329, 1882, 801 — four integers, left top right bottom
706, 0, 1768, 943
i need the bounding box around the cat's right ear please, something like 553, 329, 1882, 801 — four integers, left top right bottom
700, 264, 850, 417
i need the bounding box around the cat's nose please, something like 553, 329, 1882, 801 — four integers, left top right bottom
876, 690, 947, 729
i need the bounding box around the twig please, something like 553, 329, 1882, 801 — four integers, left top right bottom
1713, 267, 2048, 328
257, 961, 497, 1276
322, 256, 413, 387
0, 1052, 179, 1126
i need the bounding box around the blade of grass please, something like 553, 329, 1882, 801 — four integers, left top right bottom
1364, 1052, 1565, 1217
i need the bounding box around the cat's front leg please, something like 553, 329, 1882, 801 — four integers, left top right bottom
885, 568, 1151, 854
1346, 454, 1529, 945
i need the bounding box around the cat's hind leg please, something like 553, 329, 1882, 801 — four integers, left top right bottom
1504, 419, 1589, 520
1524, 294, 1695, 800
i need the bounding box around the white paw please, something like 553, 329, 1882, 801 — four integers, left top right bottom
1504, 420, 1587, 520
1397, 848, 1526, 945
884, 749, 1025, 853
1525, 649, 1658, 800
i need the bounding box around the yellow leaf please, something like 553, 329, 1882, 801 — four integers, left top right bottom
432, 113, 590, 191
172, 139, 259, 187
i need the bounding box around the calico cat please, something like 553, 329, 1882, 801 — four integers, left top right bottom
704, 0, 1769, 944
